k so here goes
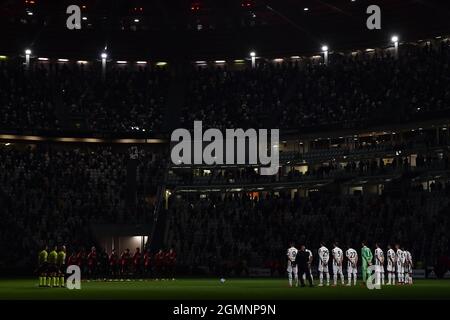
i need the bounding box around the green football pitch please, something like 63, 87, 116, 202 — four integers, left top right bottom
0, 279, 449, 300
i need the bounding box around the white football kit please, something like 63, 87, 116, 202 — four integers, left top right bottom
404, 250, 413, 284
286, 247, 298, 287
318, 246, 330, 286
387, 249, 396, 272
386, 248, 396, 285
332, 247, 345, 285
346, 248, 358, 286
374, 247, 385, 285
404, 251, 412, 273
396, 249, 405, 283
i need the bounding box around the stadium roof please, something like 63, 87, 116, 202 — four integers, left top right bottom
0, 0, 450, 59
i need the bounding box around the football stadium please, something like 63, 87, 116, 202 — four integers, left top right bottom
0, 0, 450, 307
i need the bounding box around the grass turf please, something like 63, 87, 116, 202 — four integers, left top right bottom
0, 279, 449, 300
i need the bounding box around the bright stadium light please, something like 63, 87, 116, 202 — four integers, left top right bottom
321, 45, 329, 65
391, 35, 399, 59
250, 51, 256, 68
25, 49, 32, 71
101, 52, 108, 80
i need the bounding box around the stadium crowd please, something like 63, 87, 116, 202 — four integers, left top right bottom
0, 60, 168, 133
181, 39, 450, 130
0, 39, 449, 133
0, 63, 58, 130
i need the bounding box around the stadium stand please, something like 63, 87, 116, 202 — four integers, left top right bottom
0, 38, 449, 133
0, 60, 169, 133
0, 36, 449, 279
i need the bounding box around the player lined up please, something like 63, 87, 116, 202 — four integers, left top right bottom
37, 246, 177, 287
287, 242, 413, 287
38, 246, 66, 287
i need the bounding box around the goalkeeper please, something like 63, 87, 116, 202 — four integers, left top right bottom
361, 241, 373, 283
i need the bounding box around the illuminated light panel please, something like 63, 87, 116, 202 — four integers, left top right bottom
114, 139, 145, 144
58, 58, 69, 62
0, 135, 44, 141
214, 60, 226, 64
116, 60, 128, 64
156, 61, 167, 66
136, 61, 147, 65
56, 137, 103, 143
146, 139, 166, 144
77, 60, 88, 64
38, 57, 49, 61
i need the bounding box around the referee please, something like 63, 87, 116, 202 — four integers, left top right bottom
296, 245, 314, 287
